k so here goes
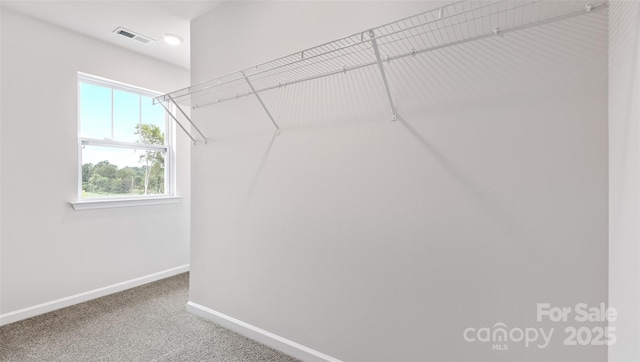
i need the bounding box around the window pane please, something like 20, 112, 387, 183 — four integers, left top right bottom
80, 83, 112, 139
114, 90, 140, 142
141, 95, 166, 138
82, 145, 166, 198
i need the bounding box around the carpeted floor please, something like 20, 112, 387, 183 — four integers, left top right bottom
0, 273, 298, 362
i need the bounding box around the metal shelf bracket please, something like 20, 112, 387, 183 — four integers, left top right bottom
159, 96, 208, 145
242, 71, 281, 134
368, 29, 398, 122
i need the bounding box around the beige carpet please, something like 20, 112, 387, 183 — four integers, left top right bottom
0, 273, 298, 362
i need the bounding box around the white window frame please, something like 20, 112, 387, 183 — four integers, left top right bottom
71, 72, 180, 210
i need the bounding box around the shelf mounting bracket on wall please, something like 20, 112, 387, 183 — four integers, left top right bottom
158, 96, 208, 145
242, 71, 281, 134
368, 29, 398, 122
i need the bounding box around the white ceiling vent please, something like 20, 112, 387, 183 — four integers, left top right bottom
113, 27, 154, 44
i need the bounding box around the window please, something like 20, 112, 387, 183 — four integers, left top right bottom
77, 73, 173, 200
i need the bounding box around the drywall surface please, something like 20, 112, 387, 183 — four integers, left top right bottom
0, 10, 190, 320
0, 6, 4, 317
190, 2, 608, 361
609, 0, 640, 361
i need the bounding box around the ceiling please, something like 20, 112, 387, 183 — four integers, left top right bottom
0, 0, 225, 69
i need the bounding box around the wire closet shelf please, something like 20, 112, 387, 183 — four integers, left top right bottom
154, 0, 606, 144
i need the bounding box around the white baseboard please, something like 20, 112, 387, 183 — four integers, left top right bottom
186, 301, 341, 362
0, 265, 190, 326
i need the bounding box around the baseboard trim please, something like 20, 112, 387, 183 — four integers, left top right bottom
186, 301, 341, 362
0, 264, 190, 326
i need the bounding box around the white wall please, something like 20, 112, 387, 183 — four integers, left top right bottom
0, 10, 190, 323
0, 6, 4, 322
189, 2, 608, 361
609, 1, 640, 361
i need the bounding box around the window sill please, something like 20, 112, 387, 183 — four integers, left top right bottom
70, 196, 182, 211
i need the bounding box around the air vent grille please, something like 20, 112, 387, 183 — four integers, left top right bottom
113, 27, 154, 44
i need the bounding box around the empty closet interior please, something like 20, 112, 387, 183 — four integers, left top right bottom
180, 0, 609, 360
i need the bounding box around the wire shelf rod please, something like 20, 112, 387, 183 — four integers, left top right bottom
248, 44, 373, 84
193, 61, 379, 109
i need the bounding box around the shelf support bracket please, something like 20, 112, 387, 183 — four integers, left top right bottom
242, 72, 281, 134
168, 95, 207, 144
368, 29, 398, 121
159, 101, 199, 145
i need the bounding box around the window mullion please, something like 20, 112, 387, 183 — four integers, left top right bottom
111, 88, 114, 140
139, 94, 142, 143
